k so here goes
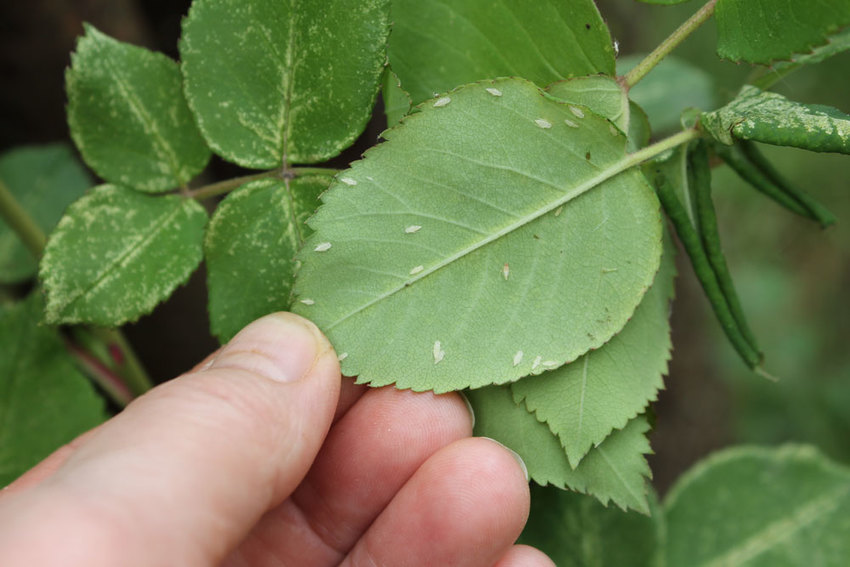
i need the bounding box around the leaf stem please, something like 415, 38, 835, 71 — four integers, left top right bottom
622, 0, 718, 89
64, 337, 134, 407
624, 127, 701, 169
188, 167, 340, 201
89, 327, 153, 396
0, 178, 47, 259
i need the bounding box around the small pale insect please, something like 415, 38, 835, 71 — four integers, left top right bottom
532, 355, 542, 371
433, 341, 445, 364
502, 263, 510, 280
541, 360, 559, 370
513, 350, 524, 367
485, 87, 502, 97
300, 298, 315, 305
433, 96, 451, 107
564, 119, 579, 129
405, 225, 422, 234
569, 106, 585, 119
338, 352, 349, 362
409, 265, 424, 275
609, 124, 619, 136
340, 177, 357, 186
613, 39, 620, 57
534, 118, 552, 129
314, 242, 332, 252
555, 206, 563, 217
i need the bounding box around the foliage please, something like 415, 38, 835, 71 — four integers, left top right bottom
1, 0, 850, 561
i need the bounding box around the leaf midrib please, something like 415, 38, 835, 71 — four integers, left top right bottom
326, 149, 639, 330
54, 197, 188, 319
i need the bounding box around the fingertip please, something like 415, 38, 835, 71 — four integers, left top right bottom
493, 544, 558, 567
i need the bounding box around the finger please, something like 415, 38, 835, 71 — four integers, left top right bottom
1, 429, 99, 496
226, 386, 473, 566
0, 313, 340, 567
343, 437, 530, 567
492, 545, 557, 567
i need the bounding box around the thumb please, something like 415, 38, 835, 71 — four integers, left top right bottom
0, 313, 341, 567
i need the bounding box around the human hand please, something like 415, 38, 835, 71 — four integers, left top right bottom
0, 313, 553, 566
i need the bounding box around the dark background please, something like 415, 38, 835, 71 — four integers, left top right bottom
2, 0, 848, 494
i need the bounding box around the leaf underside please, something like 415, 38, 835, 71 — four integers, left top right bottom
0, 294, 106, 486
388, 0, 615, 106
715, 0, 850, 64
40, 185, 208, 326
0, 145, 90, 283
664, 445, 850, 566
512, 232, 675, 468
180, 0, 391, 168
205, 176, 328, 343
293, 78, 662, 393
66, 25, 210, 193
468, 384, 653, 513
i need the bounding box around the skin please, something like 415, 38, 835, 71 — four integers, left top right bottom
0, 312, 554, 567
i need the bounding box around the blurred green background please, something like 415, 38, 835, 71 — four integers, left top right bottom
1, 0, 848, 493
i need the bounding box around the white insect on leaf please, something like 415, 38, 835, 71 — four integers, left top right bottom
338, 352, 348, 361
535, 118, 552, 129
569, 106, 585, 119
405, 225, 422, 234
314, 242, 332, 252
433, 96, 451, 108
555, 206, 564, 217
502, 263, 510, 280
340, 177, 357, 186
300, 298, 315, 305
486, 87, 503, 97
532, 355, 542, 371
564, 119, 579, 129
433, 340, 445, 364
513, 350, 524, 366
410, 265, 424, 275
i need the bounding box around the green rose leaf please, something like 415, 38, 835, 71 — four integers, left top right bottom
519, 484, 664, 567
0, 145, 90, 283
0, 294, 107, 486
205, 175, 327, 343
753, 27, 850, 89
701, 86, 850, 154
40, 185, 207, 326
293, 79, 662, 392
383, 67, 412, 129
66, 25, 210, 193
546, 75, 630, 133
467, 384, 653, 513
388, 0, 615, 106
180, 0, 390, 168
716, 0, 850, 64
511, 232, 675, 468
618, 54, 715, 133
664, 445, 850, 566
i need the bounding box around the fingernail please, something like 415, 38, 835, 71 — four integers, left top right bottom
207, 313, 327, 383
458, 391, 476, 429
480, 437, 529, 482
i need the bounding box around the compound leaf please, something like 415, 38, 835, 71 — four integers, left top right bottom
701, 86, 850, 154
715, 0, 850, 64
180, 0, 390, 168
0, 145, 90, 283
467, 384, 653, 513
519, 484, 664, 567
293, 79, 662, 392
40, 185, 207, 326
0, 294, 106, 486
664, 445, 850, 566
205, 175, 327, 343
388, 0, 615, 106
67, 25, 210, 193
511, 231, 675, 468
